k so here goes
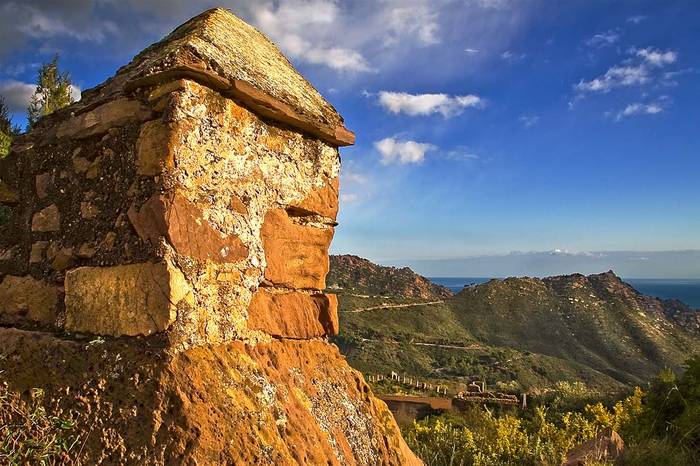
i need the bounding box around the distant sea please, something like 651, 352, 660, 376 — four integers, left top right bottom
429, 277, 700, 309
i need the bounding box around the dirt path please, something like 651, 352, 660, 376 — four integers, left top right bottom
349, 300, 444, 313
361, 338, 483, 351
413, 341, 483, 350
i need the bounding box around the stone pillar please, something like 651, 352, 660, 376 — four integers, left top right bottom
0, 8, 421, 466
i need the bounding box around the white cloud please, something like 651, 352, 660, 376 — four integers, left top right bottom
375, 137, 435, 165
251, 1, 372, 72
69, 84, 81, 102
0, 80, 35, 112
342, 170, 369, 184
473, 0, 511, 9
575, 47, 679, 93
304, 46, 372, 72
501, 50, 525, 62
0, 2, 119, 57
519, 115, 539, 128
464, 48, 480, 54
634, 47, 677, 67
443, 149, 479, 161
340, 164, 372, 204
385, 5, 440, 46
627, 15, 647, 24
378, 91, 483, 117
615, 102, 664, 121
0, 80, 81, 114
585, 30, 620, 47
340, 193, 359, 204
17, 7, 116, 42
575, 64, 650, 92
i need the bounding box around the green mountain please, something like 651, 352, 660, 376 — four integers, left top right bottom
451, 272, 698, 386
327, 254, 452, 299
330, 258, 700, 395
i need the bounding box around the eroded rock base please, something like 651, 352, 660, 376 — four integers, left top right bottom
0, 328, 419, 465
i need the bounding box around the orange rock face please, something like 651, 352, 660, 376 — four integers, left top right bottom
0, 276, 58, 325
0, 328, 421, 466
136, 119, 175, 176
290, 176, 340, 220
247, 289, 339, 338
0, 8, 420, 465
128, 191, 248, 264
261, 208, 333, 289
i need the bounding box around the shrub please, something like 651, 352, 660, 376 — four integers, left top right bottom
0, 383, 82, 465
403, 388, 644, 466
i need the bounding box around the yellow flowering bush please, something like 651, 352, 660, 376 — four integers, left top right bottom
403, 387, 645, 466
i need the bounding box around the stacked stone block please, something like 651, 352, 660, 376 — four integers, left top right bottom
0, 29, 345, 350
0, 8, 421, 465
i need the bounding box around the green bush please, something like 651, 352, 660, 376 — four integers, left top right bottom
403, 388, 643, 465
403, 357, 700, 466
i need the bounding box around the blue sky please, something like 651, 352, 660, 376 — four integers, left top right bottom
1, 1, 698, 275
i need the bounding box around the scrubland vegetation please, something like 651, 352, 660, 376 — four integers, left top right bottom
403, 357, 700, 465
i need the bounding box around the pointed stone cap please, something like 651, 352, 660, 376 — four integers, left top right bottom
117, 8, 354, 146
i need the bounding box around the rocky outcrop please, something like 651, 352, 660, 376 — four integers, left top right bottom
0, 8, 419, 465
328, 254, 453, 299
564, 428, 624, 466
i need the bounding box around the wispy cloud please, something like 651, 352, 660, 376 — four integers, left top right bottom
384, 4, 440, 46
442, 148, 479, 162
252, 1, 372, 72
375, 137, 435, 165
575, 47, 678, 93
340, 163, 372, 204
501, 50, 526, 63
378, 91, 483, 117
634, 47, 677, 67
575, 65, 650, 92
585, 30, 620, 47
340, 193, 359, 204
464, 48, 480, 54
627, 15, 647, 24
519, 115, 539, 128
614, 102, 664, 121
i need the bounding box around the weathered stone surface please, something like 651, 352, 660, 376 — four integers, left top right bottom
49, 246, 73, 271
77, 243, 96, 258
35, 172, 52, 199
0, 8, 421, 465
29, 241, 48, 263
261, 208, 333, 289
80, 201, 99, 219
229, 196, 247, 215
64, 262, 191, 336
71, 154, 91, 174
0, 275, 58, 325
0, 179, 18, 204
100, 231, 117, 251
31, 204, 60, 232
0, 331, 421, 465
564, 428, 624, 466
119, 9, 352, 146
55, 98, 152, 140
290, 177, 339, 220
84, 156, 102, 179
247, 290, 338, 338
136, 119, 175, 176
129, 191, 248, 263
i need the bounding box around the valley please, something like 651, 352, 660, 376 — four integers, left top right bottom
329, 255, 700, 397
